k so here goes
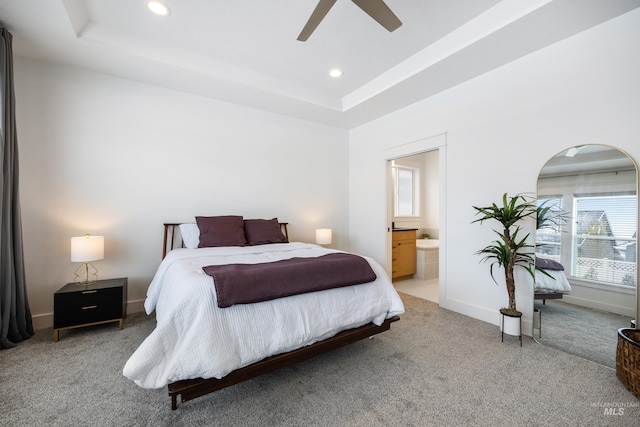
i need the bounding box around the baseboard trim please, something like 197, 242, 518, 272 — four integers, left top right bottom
562, 294, 635, 318
439, 297, 534, 337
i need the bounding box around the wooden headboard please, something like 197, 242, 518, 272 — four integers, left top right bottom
162, 222, 289, 259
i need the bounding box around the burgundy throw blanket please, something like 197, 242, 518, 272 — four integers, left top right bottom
202, 253, 377, 308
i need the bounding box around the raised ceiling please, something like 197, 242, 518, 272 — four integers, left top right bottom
539, 145, 637, 178
1, 0, 639, 128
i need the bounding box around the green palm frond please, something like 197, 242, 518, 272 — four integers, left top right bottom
472, 193, 537, 228
536, 200, 569, 230
475, 226, 536, 285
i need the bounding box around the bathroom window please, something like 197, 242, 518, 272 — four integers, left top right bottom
393, 165, 420, 217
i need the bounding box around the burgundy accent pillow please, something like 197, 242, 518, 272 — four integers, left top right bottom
244, 218, 288, 245
196, 215, 247, 247
535, 257, 564, 271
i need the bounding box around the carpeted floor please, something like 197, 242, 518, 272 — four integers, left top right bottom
1, 293, 638, 426
534, 300, 634, 368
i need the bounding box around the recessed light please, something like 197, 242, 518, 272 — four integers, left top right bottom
329, 69, 343, 78
146, 1, 171, 16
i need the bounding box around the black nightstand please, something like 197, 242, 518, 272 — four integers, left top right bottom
53, 277, 128, 342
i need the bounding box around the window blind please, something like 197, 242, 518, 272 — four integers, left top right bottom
572, 195, 637, 287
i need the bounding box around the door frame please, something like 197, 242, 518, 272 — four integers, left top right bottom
381, 133, 447, 301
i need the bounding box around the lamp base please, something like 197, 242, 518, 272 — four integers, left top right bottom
74, 261, 99, 285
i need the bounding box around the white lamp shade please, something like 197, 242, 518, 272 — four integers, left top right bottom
315, 228, 332, 245
71, 235, 104, 262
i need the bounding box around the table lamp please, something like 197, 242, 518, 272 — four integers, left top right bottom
315, 228, 332, 246
71, 234, 104, 284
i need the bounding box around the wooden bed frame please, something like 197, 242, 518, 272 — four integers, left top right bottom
534, 291, 565, 305
161, 223, 400, 410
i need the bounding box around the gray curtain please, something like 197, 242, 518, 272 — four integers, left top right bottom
1, 28, 33, 349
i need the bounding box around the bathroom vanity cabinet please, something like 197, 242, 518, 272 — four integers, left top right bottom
392, 229, 417, 280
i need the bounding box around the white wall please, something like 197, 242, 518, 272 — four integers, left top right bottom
15, 58, 349, 329
349, 9, 640, 334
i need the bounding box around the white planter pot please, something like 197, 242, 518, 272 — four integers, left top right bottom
500, 311, 522, 336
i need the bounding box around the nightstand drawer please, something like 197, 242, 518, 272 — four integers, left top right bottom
55, 286, 120, 307
54, 300, 122, 328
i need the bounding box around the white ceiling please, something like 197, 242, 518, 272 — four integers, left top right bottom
1, 0, 639, 128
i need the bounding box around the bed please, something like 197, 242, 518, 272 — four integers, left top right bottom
534, 257, 571, 303
123, 217, 404, 409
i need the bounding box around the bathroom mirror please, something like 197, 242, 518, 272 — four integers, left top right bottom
535, 145, 638, 367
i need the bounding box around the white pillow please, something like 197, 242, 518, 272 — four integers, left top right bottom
179, 223, 200, 249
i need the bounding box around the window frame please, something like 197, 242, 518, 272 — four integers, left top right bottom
570, 193, 637, 289
537, 191, 637, 290
392, 163, 421, 218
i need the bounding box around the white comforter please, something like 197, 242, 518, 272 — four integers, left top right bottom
123, 242, 404, 389
535, 269, 572, 293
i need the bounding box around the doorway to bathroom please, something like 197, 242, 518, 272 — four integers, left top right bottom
389, 149, 440, 304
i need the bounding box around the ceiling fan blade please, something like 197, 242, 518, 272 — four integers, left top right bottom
351, 0, 402, 32
297, 0, 338, 41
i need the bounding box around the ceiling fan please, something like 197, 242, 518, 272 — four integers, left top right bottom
297, 0, 402, 41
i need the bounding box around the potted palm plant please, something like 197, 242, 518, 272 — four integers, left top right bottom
472, 193, 538, 318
